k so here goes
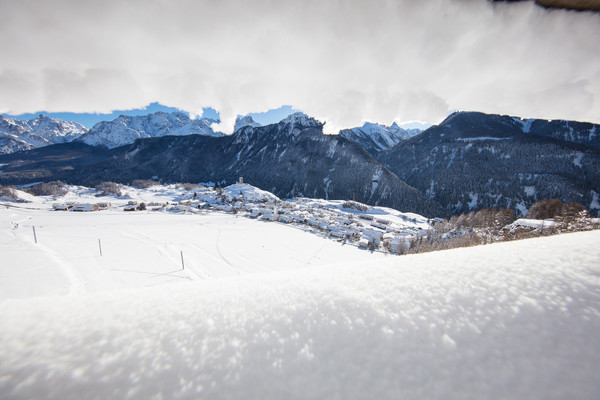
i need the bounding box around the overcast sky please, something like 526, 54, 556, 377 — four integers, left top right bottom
1, 0, 599, 133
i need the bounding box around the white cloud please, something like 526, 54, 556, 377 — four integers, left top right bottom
0, 0, 599, 133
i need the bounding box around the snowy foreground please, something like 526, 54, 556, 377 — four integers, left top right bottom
1, 214, 599, 399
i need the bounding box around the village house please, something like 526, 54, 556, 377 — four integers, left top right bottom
329, 229, 346, 239
370, 221, 388, 231
260, 213, 278, 222
358, 238, 370, 249
96, 202, 111, 210
71, 203, 100, 212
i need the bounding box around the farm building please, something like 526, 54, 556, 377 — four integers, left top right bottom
52, 203, 72, 211
71, 204, 100, 212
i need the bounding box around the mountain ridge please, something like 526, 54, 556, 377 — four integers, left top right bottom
2, 110, 599, 217
339, 121, 421, 156
377, 111, 600, 216
0, 114, 89, 154
76, 111, 223, 149
0, 115, 443, 217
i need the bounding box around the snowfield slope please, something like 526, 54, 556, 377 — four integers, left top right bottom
0, 219, 599, 399
0, 203, 388, 299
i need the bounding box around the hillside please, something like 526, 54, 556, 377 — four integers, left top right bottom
378, 111, 600, 216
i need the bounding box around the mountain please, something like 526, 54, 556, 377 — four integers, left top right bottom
512, 116, 600, 150
3, 110, 599, 218
0, 112, 443, 217
76, 111, 223, 148
0, 115, 88, 154
234, 115, 261, 132
377, 111, 600, 216
339, 122, 421, 156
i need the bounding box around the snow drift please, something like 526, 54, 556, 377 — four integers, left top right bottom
1, 230, 599, 399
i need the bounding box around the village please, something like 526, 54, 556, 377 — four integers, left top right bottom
48, 180, 431, 255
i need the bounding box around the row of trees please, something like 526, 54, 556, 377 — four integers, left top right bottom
526, 198, 584, 220
405, 199, 598, 255
21, 181, 68, 197
0, 184, 19, 201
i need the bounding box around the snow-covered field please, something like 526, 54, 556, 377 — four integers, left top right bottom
0, 205, 388, 300
1, 186, 599, 399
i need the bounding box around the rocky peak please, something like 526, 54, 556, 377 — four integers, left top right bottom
78, 111, 223, 149
234, 115, 261, 132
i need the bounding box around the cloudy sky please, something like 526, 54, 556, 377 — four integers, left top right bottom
1, 0, 599, 132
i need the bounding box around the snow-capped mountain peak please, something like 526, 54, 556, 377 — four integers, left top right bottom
279, 112, 323, 133
77, 111, 224, 149
0, 114, 88, 154
339, 121, 421, 156
234, 115, 261, 132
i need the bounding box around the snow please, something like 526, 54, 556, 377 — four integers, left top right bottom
591, 190, 600, 210
220, 183, 279, 203
504, 218, 557, 232
573, 152, 584, 168
2, 184, 600, 399
589, 126, 597, 141
278, 147, 287, 160
524, 186, 536, 197
280, 112, 322, 133
326, 141, 336, 157
467, 192, 478, 210
79, 111, 223, 148
0, 114, 88, 153
339, 122, 420, 153
233, 115, 261, 132
0, 202, 386, 300
514, 117, 534, 133
1, 227, 599, 399
456, 137, 511, 142
515, 201, 528, 217
293, 197, 429, 231
322, 177, 331, 200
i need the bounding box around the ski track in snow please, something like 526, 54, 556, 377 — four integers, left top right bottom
215, 229, 240, 275
10, 221, 87, 296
